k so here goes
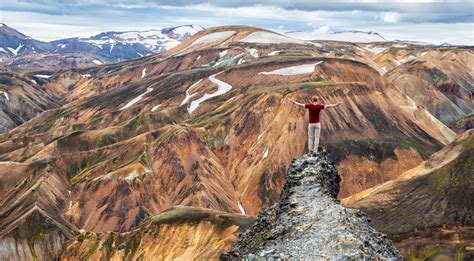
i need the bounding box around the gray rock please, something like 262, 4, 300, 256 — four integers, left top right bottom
221, 149, 402, 260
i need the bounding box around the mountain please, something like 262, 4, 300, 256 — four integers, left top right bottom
0, 25, 471, 260
0, 24, 203, 71
0, 72, 60, 132
0, 23, 53, 57
60, 206, 255, 260
386, 49, 474, 125
50, 25, 204, 61
343, 130, 474, 259
285, 30, 386, 43
222, 151, 401, 259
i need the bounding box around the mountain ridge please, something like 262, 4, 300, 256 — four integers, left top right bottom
0, 23, 204, 71
222, 150, 401, 259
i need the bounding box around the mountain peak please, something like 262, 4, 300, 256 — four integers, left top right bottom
0, 23, 30, 39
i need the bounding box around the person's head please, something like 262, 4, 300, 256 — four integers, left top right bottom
311, 95, 319, 103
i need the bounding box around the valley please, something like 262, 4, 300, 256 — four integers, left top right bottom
0, 24, 472, 260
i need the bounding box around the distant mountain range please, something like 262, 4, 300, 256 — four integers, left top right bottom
284, 30, 387, 42
0, 23, 203, 71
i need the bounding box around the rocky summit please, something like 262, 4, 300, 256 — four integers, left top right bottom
222, 149, 401, 260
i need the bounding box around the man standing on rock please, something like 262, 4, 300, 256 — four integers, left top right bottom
289, 96, 342, 154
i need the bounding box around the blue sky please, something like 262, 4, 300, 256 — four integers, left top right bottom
1, 0, 473, 44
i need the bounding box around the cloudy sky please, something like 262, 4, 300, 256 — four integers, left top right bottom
1, 0, 473, 44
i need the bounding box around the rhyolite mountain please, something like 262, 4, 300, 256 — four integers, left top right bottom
0, 23, 203, 71
0, 25, 472, 260
343, 130, 474, 259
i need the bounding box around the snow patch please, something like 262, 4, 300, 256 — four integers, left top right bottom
0, 47, 6, 53
124, 171, 140, 181
396, 55, 416, 65
137, 52, 144, 57
240, 31, 305, 44
237, 201, 246, 215
30, 79, 37, 85
151, 104, 162, 112
92, 59, 103, 65
188, 72, 232, 113
219, 49, 228, 58
259, 61, 323, 76
81, 74, 91, 78
109, 43, 115, 52
365, 46, 386, 54
196, 55, 201, 61
7, 44, 23, 55
237, 58, 245, 64
392, 44, 407, 48
34, 74, 51, 79
180, 79, 202, 106
263, 148, 269, 159
141, 68, 147, 79
268, 50, 282, 56
188, 31, 235, 48
0, 91, 9, 101
120, 87, 153, 110
246, 48, 259, 58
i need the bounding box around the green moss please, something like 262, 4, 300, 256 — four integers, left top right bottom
425, 67, 448, 84
102, 233, 115, 258
83, 240, 99, 260
211, 239, 221, 246
76, 231, 92, 243
124, 231, 141, 257
405, 246, 441, 261
456, 245, 465, 261
426, 132, 474, 206
70, 156, 117, 185
128, 115, 144, 130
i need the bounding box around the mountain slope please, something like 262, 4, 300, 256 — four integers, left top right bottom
386, 49, 473, 125
222, 151, 401, 259
0, 23, 53, 57
60, 206, 255, 260
343, 129, 474, 259
0, 72, 60, 132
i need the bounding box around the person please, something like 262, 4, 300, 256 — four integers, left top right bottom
289, 96, 342, 154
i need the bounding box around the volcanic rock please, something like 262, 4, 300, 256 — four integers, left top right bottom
221, 149, 401, 260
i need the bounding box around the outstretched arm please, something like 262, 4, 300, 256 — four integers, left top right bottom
324, 102, 343, 108
288, 98, 305, 108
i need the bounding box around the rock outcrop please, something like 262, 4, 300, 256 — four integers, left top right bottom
222, 149, 401, 260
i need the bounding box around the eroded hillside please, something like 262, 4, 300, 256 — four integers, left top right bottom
0, 25, 471, 260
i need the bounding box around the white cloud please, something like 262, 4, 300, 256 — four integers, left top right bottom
382, 12, 400, 23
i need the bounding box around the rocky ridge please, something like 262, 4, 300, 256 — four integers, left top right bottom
222, 149, 401, 260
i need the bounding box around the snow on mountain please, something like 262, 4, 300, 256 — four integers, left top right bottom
0, 23, 52, 56
188, 31, 235, 48
0, 23, 203, 70
78, 25, 204, 53
285, 30, 386, 43
240, 31, 306, 44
